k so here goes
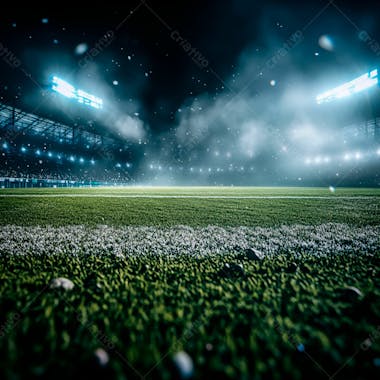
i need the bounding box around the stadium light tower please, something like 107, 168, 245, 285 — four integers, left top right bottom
52, 76, 103, 109
316, 69, 379, 104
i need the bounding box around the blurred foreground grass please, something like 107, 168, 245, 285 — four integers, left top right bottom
0, 251, 379, 379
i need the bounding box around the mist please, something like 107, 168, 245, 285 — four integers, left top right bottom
142, 34, 377, 185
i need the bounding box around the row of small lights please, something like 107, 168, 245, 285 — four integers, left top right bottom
17, 144, 95, 165
149, 164, 254, 173
305, 149, 380, 165
2, 142, 132, 168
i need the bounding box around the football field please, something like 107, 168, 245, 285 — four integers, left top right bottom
0, 187, 379, 379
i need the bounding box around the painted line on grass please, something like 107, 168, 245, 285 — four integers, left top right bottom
1, 223, 379, 257
0, 194, 379, 199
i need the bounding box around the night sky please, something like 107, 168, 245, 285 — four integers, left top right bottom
1, 1, 379, 185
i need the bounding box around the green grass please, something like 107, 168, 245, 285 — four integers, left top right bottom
1, 186, 380, 196
1, 252, 379, 380
0, 187, 379, 379
0, 187, 379, 226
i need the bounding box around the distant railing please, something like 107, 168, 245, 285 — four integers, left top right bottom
0, 177, 129, 188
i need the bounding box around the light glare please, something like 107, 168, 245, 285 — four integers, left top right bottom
52, 76, 103, 109
316, 69, 378, 104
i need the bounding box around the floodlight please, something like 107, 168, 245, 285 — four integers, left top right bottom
52, 77, 75, 98
52, 76, 103, 109
316, 69, 379, 104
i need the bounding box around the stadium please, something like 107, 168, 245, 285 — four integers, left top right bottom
0, 1, 379, 380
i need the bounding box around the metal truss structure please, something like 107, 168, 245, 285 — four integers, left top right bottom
0, 102, 115, 148
343, 117, 380, 142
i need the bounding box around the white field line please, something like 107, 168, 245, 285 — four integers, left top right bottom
0, 194, 379, 199
0, 223, 379, 257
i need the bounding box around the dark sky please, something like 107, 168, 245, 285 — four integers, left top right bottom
1, 1, 378, 127
1, 0, 379, 184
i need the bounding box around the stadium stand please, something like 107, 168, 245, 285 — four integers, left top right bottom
0, 102, 133, 187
